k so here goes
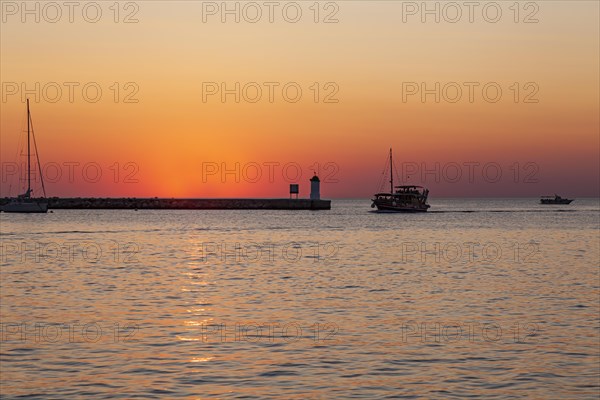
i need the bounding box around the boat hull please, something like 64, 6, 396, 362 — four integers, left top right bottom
372, 201, 430, 213
540, 199, 573, 204
1, 200, 48, 213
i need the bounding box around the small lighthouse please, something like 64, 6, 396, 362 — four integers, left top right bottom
310, 174, 320, 200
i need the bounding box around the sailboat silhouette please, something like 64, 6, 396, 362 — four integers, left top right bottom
2, 99, 49, 213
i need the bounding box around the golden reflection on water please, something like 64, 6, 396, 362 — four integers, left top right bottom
190, 357, 214, 363
178, 241, 217, 363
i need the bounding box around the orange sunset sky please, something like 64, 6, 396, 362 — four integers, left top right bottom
1, 1, 598, 198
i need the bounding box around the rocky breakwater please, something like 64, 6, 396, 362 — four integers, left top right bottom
38, 197, 331, 210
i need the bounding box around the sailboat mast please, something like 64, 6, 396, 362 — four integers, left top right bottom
27, 98, 31, 196
389, 148, 393, 194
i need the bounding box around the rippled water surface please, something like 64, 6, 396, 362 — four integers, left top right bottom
1, 199, 599, 398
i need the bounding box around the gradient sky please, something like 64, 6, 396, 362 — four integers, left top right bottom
1, 0, 598, 198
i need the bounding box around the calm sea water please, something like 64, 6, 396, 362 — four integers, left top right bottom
1, 199, 599, 398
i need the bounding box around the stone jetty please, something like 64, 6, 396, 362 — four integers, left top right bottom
1, 197, 331, 210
